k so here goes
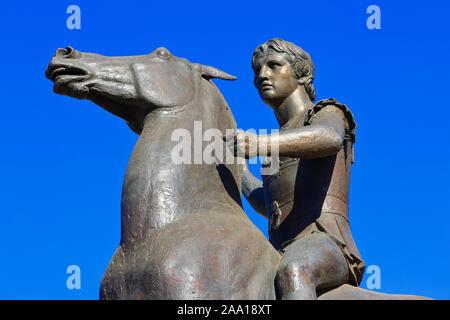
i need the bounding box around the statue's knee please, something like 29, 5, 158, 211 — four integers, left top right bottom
276, 261, 317, 299
277, 260, 311, 283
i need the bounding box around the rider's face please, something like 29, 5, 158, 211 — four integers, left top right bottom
253, 52, 299, 106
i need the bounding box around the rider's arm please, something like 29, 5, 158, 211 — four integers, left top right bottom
260, 105, 346, 159
242, 162, 267, 218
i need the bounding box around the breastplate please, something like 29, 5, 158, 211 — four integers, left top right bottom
262, 98, 357, 246
262, 140, 353, 246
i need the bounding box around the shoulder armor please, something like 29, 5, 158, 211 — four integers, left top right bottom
304, 98, 357, 143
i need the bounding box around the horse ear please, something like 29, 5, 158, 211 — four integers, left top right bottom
193, 63, 237, 81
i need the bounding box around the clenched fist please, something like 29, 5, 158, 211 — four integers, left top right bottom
223, 129, 259, 159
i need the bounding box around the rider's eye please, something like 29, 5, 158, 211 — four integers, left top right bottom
268, 62, 281, 69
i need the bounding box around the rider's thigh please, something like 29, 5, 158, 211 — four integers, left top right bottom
277, 232, 349, 291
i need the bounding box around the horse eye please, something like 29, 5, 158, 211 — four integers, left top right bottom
155, 47, 170, 58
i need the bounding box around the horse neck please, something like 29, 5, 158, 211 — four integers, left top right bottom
120, 83, 242, 247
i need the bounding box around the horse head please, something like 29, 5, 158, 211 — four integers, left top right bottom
45, 46, 236, 133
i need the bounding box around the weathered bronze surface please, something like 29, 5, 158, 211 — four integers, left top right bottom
45, 42, 430, 300
234, 39, 365, 299
45, 46, 280, 299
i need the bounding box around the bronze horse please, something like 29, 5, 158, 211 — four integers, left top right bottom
45, 46, 280, 299
45, 47, 429, 300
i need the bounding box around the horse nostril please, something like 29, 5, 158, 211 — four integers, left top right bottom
55, 46, 78, 58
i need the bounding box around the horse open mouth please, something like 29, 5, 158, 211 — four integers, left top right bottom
46, 64, 88, 82
46, 64, 90, 97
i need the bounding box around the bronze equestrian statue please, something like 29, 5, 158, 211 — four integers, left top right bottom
45, 43, 430, 300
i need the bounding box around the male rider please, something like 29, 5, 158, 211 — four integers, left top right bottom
229, 38, 365, 299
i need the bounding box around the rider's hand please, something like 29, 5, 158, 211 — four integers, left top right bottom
223, 130, 259, 159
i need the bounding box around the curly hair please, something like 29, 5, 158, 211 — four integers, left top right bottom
252, 38, 316, 101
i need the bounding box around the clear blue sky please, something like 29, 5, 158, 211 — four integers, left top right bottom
1, 1, 449, 299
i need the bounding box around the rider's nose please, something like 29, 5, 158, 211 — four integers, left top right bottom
258, 65, 270, 82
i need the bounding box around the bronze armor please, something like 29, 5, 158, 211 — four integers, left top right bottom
262, 98, 365, 285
